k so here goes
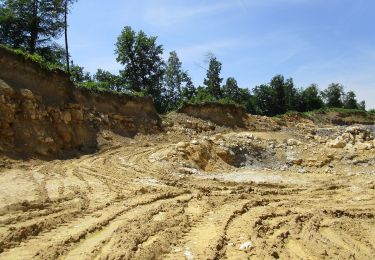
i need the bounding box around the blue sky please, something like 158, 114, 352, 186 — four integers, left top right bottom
64, 0, 375, 108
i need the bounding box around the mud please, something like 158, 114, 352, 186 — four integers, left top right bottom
0, 114, 375, 260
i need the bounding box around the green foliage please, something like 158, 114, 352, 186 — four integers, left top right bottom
162, 51, 195, 112
0, 44, 62, 71
222, 77, 240, 103
115, 26, 165, 111
94, 69, 125, 92
69, 63, 92, 83
298, 84, 324, 111
322, 83, 344, 108
343, 91, 359, 109
0, 0, 69, 63
203, 55, 223, 99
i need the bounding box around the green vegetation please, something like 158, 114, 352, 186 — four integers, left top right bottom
0, 2, 370, 115
0, 44, 62, 71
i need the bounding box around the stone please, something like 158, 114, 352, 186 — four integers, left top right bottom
63, 111, 72, 124
60, 131, 72, 143
327, 138, 346, 148
71, 109, 84, 122
0, 80, 15, 95
354, 142, 372, 151
19, 89, 34, 100
112, 114, 125, 121
191, 140, 199, 145
292, 159, 303, 166
287, 139, 302, 146
176, 142, 189, 149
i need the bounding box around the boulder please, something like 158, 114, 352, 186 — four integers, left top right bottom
20, 89, 34, 100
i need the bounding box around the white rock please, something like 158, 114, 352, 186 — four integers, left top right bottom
239, 241, 252, 250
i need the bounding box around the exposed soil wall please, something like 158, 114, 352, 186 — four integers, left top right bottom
0, 47, 160, 158
178, 103, 248, 128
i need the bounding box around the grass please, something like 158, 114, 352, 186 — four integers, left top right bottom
181, 98, 245, 110
304, 107, 371, 117
0, 44, 63, 72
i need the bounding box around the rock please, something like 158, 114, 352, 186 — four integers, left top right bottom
60, 131, 72, 143
112, 114, 125, 121
176, 142, 189, 149
327, 138, 346, 148
71, 109, 84, 122
287, 139, 302, 146
354, 142, 372, 151
19, 89, 34, 100
63, 111, 72, 124
191, 140, 199, 145
292, 158, 303, 165
239, 241, 252, 250
0, 80, 15, 95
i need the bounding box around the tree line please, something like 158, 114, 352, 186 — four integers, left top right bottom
0, 1, 367, 115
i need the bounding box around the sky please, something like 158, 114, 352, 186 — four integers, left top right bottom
64, 0, 375, 109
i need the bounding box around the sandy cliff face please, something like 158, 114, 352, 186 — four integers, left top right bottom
0, 48, 160, 158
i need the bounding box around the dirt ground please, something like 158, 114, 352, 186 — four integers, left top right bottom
0, 114, 375, 260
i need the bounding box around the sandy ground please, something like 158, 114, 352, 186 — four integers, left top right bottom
0, 120, 375, 259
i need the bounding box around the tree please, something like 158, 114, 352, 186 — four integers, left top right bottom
253, 84, 275, 116
203, 55, 223, 99
322, 83, 344, 108
343, 91, 359, 109
270, 75, 286, 114
299, 84, 324, 111
180, 76, 196, 101
94, 69, 124, 91
63, 0, 77, 73
283, 78, 298, 111
69, 63, 91, 83
358, 100, 366, 111
163, 51, 186, 111
115, 26, 165, 110
222, 77, 240, 102
0, 0, 66, 62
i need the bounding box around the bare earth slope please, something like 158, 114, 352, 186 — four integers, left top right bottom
0, 114, 375, 260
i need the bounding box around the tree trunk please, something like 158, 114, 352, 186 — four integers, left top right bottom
64, 0, 70, 73
29, 0, 39, 53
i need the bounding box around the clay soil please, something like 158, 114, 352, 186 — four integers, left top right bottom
0, 114, 375, 260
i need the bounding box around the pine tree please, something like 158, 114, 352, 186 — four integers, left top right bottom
0, 0, 67, 61
203, 56, 223, 99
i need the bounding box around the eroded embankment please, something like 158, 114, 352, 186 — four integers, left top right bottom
0, 47, 160, 158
